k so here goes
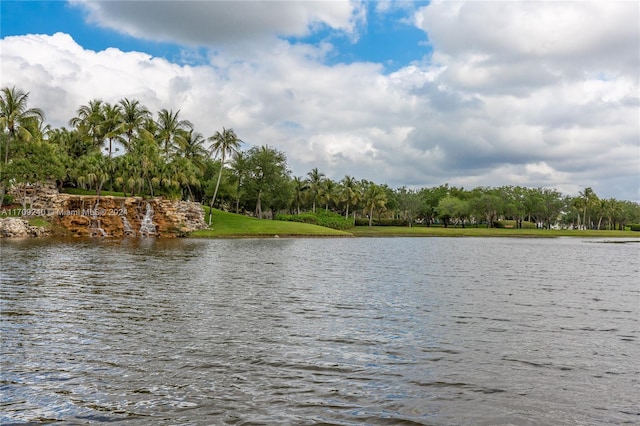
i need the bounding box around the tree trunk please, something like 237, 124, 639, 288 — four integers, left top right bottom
208, 156, 227, 225
368, 205, 374, 227
255, 190, 262, 219
0, 183, 5, 209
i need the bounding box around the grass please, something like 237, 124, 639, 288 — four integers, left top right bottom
61, 187, 127, 197
27, 217, 52, 228
350, 225, 639, 238
191, 208, 353, 237
191, 208, 640, 239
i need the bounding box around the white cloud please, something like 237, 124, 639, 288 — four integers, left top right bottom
70, 0, 365, 47
1, 1, 639, 201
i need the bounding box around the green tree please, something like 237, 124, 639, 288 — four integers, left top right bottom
470, 187, 503, 228
73, 151, 109, 196
319, 178, 337, 211
306, 167, 325, 213
339, 175, 360, 220
292, 176, 308, 214
244, 145, 290, 218
69, 99, 105, 149
118, 98, 151, 150
1, 86, 46, 164
229, 150, 249, 214
579, 187, 599, 230
436, 195, 470, 227
207, 127, 242, 223
4, 139, 65, 207
177, 129, 209, 171
363, 183, 387, 226
418, 184, 449, 226
101, 102, 123, 158
156, 108, 192, 158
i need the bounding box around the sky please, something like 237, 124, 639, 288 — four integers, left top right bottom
1, 0, 639, 202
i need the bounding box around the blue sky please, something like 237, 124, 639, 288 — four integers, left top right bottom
2, 0, 430, 71
1, 1, 638, 201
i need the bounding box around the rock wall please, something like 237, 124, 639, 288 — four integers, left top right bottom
0, 217, 51, 238
4, 188, 208, 237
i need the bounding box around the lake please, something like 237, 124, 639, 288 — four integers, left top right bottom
1, 237, 638, 425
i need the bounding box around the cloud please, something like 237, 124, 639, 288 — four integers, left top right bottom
70, 0, 365, 47
1, 1, 639, 202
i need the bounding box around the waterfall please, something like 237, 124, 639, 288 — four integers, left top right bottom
139, 202, 157, 236
88, 199, 107, 237
122, 216, 136, 237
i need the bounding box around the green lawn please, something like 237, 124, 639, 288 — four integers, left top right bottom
192, 208, 639, 239
350, 225, 639, 238
191, 208, 353, 237
61, 187, 127, 197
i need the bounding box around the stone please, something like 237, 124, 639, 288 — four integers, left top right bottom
4, 184, 208, 238
0, 217, 50, 238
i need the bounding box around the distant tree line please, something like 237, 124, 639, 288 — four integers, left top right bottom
1, 86, 639, 229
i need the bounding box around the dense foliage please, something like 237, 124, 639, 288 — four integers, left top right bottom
2, 86, 639, 230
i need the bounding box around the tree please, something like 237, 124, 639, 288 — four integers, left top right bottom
397, 186, 421, 227
292, 176, 308, 215
319, 178, 337, 211
579, 187, 599, 230
208, 127, 242, 223
363, 183, 387, 227
118, 98, 151, 150
156, 109, 192, 158
436, 195, 470, 227
74, 151, 109, 196
306, 167, 325, 213
177, 129, 209, 171
229, 150, 249, 214
69, 99, 105, 149
4, 139, 65, 207
417, 184, 449, 226
470, 187, 503, 228
101, 103, 123, 158
244, 145, 290, 218
1, 86, 46, 164
339, 175, 360, 220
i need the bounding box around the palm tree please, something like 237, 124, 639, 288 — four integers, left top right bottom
176, 129, 209, 171
69, 99, 104, 148
363, 183, 387, 227
208, 127, 242, 224
74, 152, 109, 196
292, 176, 308, 214
1, 86, 45, 164
229, 150, 249, 214
306, 167, 325, 213
319, 178, 337, 211
100, 102, 123, 157
118, 98, 151, 150
579, 187, 598, 230
340, 175, 359, 219
156, 109, 192, 158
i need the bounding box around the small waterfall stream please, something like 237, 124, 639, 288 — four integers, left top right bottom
88, 199, 107, 237
139, 202, 157, 236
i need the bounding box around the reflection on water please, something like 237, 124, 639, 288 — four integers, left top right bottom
1, 237, 639, 425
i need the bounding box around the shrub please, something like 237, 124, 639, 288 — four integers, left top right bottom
354, 218, 409, 226
275, 211, 354, 230
629, 224, 640, 232
2, 194, 14, 205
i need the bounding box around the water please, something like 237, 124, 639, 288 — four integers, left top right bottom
138, 203, 156, 236
1, 237, 638, 425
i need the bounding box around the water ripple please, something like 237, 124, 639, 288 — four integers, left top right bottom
2, 237, 638, 425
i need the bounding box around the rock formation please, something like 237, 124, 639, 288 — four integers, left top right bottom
3, 183, 208, 237
0, 217, 51, 238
